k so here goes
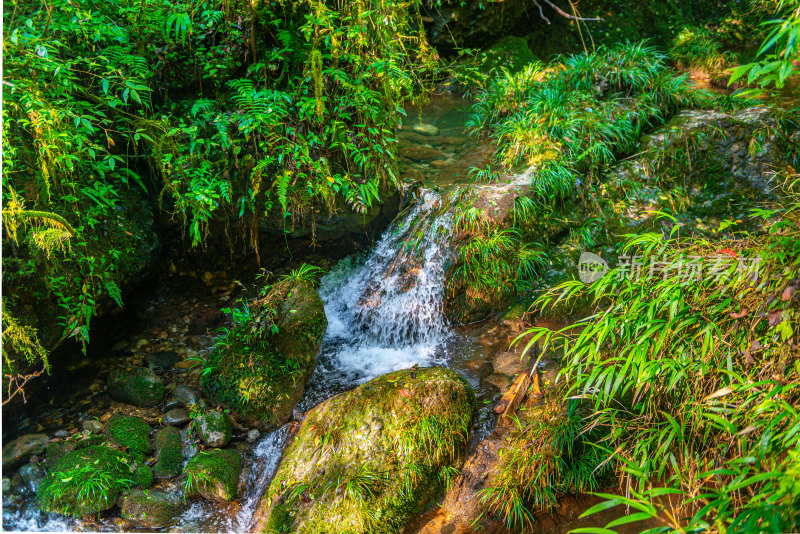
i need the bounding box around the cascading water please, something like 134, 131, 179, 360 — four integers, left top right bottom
299, 190, 457, 408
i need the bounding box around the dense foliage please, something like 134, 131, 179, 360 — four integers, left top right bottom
2, 0, 437, 398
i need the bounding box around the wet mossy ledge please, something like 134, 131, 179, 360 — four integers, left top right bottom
254, 366, 475, 534
202, 278, 327, 428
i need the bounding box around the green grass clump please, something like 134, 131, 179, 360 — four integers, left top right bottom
37, 446, 143, 516
669, 26, 732, 76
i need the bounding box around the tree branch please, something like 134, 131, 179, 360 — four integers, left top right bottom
534, 0, 604, 23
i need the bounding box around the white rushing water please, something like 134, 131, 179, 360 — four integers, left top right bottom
300, 190, 456, 408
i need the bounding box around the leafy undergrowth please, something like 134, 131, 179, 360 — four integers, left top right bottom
518, 171, 800, 532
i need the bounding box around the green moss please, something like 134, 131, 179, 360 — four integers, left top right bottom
37, 446, 141, 516
258, 367, 475, 533
202, 280, 327, 426
154, 426, 183, 478
133, 465, 154, 488
183, 449, 241, 502
105, 415, 151, 460
478, 36, 539, 75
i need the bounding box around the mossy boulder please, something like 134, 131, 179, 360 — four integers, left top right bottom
195, 411, 233, 448
478, 36, 539, 74
253, 367, 475, 533
107, 365, 165, 407
37, 446, 145, 516
120, 489, 185, 529
154, 426, 183, 478
105, 415, 151, 460
183, 449, 241, 502
202, 279, 327, 427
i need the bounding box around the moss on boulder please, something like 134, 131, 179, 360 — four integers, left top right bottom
183, 449, 241, 502
107, 365, 165, 407
37, 446, 145, 516
478, 36, 539, 74
120, 489, 185, 529
202, 279, 327, 427
154, 426, 183, 478
253, 367, 475, 533
195, 411, 233, 448
105, 415, 151, 460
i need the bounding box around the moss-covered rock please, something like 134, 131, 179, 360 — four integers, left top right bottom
154, 426, 183, 478
183, 449, 241, 502
195, 411, 233, 448
107, 365, 165, 407
202, 279, 327, 427
105, 414, 151, 460
120, 488, 185, 529
37, 446, 144, 516
133, 465, 154, 488
478, 36, 539, 74
253, 366, 475, 533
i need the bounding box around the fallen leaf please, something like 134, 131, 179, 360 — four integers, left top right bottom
782, 285, 795, 302
398, 388, 409, 398
729, 308, 749, 319
704, 385, 735, 401
718, 248, 738, 258
768, 309, 783, 327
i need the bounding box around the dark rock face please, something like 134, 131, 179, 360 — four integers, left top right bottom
254, 367, 475, 533
120, 489, 185, 529
183, 449, 241, 502
2, 434, 48, 470
144, 350, 182, 371
163, 408, 191, 426
107, 365, 165, 407
424, 0, 531, 54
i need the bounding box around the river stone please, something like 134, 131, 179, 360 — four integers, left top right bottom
19, 463, 45, 493
411, 123, 439, 136
163, 408, 190, 426
253, 367, 475, 533
120, 489, 185, 529
82, 420, 104, 434
195, 411, 233, 448
37, 446, 144, 516
154, 427, 183, 478
202, 280, 327, 427
402, 145, 447, 163
165, 385, 201, 410
107, 365, 165, 407
183, 449, 241, 502
144, 350, 182, 371
246, 429, 261, 443
105, 415, 152, 459
2, 434, 48, 470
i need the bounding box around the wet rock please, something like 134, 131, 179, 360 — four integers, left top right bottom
188, 309, 224, 335
82, 420, 104, 435
107, 365, 165, 407
203, 280, 327, 427
195, 411, 233, 448
37, 446, 145, 516
120, 489, 185, 529
2, 434, 48, 470
246, 429, 261, 443
154, 427, 183, 478
144, 350, 182, 371
492, 351, 529, 377
411, 123, 439, 136
53, 430, 69, 439
483, 373, 512, 392
254, 367, 475, 532
183, 442, 200, 460
2, 478, 10, 493
402, 145, 447, 163
163, 408, 191, 426
183, 449, 241, 502
19, 463, 45, 493
165, 385, 201, 410
105, 414, 152, 459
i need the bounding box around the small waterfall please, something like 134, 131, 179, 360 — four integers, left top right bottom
301, 190, 456, 408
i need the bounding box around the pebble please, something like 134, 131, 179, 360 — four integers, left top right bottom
246, 429, 260, 443
53, 430, 69, 439
163, 408, 190, 426
82, 420, 104, 434
183, 442, 200, 460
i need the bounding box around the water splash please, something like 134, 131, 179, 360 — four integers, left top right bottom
301, 190, 456, 408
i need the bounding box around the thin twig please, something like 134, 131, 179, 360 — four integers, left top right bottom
540, 0, 603, 22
